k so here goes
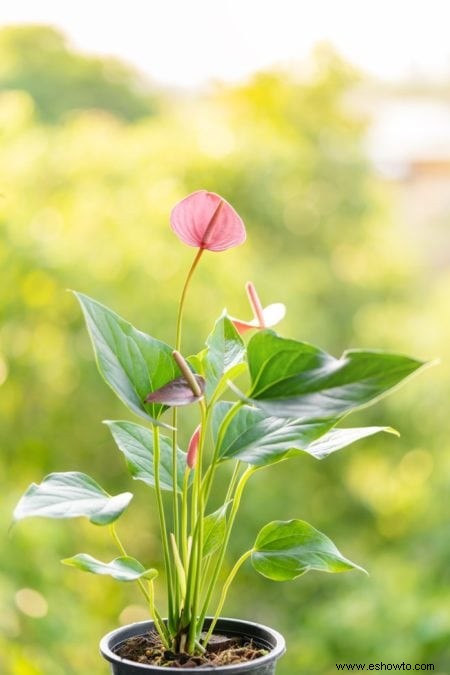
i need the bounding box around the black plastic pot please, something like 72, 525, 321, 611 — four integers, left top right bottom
100, 617, 286, 674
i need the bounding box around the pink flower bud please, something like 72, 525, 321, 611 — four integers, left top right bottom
170, 190, 246, 252
187, 424, 201, 469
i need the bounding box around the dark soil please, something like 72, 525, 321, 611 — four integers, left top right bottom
115, 630, 268, 668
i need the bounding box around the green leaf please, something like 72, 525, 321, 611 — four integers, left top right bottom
13, 472, 132, 526
246, 330, 426, 421
62, 554, 158, 582
301, 426, 398, 460
104, 420, 186, 493
201, 314, 246, 400
213, 402, 333, 466
213, 403, 396, 467
203, 503, 230, 557
252, 519, 366, 581
73, 292, 178, 426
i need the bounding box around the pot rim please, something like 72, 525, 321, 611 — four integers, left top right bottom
100, 616, 286, 673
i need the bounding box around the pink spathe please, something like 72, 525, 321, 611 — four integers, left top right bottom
230, 282, 286, 334
170, 190, 246, 252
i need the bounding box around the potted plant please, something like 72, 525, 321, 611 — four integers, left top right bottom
13, 191, 428, 673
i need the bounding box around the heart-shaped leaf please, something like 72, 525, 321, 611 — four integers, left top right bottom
212, 402, 333, 466
302, 426, 398, 460
212, 403, 395, 465
62, 554, 158, 582
73, 292, 178, 426
13, 472, 132, 526
245, 331, 427, 421
252, 519, 366, 581
104, 420, 187, 493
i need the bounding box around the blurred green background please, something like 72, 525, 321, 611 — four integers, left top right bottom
1, 24, 449, 675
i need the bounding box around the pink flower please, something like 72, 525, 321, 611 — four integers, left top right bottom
170, 190, 246, 252
230, 282, 286, 334
187, 424, 201, 469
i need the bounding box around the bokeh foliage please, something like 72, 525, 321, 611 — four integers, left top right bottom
1, 26, 448, 675
0, 25, 158, 123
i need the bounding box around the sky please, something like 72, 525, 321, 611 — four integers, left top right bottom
0, 0, 449, 87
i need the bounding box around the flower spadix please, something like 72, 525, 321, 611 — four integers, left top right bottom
230, 282, 286, 334
170, 190, 246, 252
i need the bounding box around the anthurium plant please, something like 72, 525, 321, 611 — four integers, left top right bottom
14, 191, 428, 657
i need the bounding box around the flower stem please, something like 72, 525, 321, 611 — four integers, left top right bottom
202, 549, 253, 647
109, 524, 149, 602
172, 247, 205, 586
109, 523, 127, 556
153, 425, 176, 632
224, 461, 242, 503
175, 248, 205, 351
197, 466, 256, 629
182, 407, 207, 633
147, 580, 172, 647
181, 468, 191, 567
109, 524, 171, 647
182, 518, 198, 628
171, 415, 181, 574
186, 402, 207, 652
170, 532, 187, 600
